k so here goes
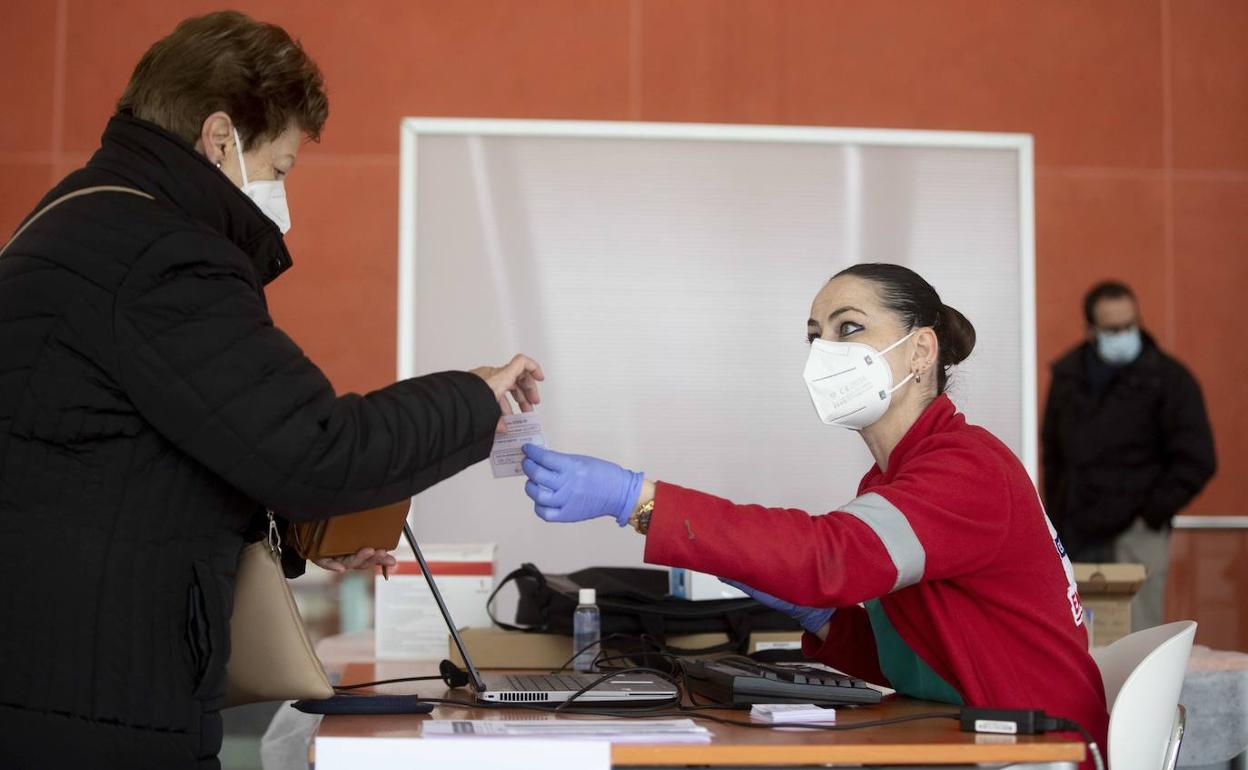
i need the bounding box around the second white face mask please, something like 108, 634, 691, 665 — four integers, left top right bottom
233, 128, 291, 235
802, 330, 916, 431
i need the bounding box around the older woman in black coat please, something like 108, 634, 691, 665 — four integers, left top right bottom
0, 12, 539, 769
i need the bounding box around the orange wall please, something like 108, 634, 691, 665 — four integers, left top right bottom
2, 1, 1244, 515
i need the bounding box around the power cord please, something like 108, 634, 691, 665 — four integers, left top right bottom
334, 675, 444, 692
329, 637, 686, 711
358, 695, 961, 733
554, 666, 683, 711
333, 659, 472, 692
959, 708, 1104, 770
548, 633, 662, 674
543, 633, 695, 710
1057, 719, 1106, 770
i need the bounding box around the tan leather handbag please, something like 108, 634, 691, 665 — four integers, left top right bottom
2, 187, 333, 708
225, 513, 334, 707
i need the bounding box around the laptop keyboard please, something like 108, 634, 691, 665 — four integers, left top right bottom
505, 673, 605, 692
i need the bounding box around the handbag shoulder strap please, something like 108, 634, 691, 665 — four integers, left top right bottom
486, 563, 547, 632
0, 185, 154, 258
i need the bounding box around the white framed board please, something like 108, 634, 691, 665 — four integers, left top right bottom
397, 118, 1035, 609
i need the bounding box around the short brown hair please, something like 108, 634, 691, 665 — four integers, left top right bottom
1084, 281, 1136, 326
118, 11, 328, 148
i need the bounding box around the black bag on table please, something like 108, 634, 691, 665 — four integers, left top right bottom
488, 563, 802, 657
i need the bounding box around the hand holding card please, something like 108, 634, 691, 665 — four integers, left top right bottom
490, 413, 546, 478
470, 354, 544, 433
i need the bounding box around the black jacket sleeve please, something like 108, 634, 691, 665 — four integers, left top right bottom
112, 231, 501, 521
1140, 365, 1217, 528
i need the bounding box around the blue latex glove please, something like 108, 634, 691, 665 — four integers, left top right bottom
521, 444, 645, 526
721, 578, 835, 635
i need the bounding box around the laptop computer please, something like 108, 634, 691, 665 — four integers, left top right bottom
401, 522, 679, 705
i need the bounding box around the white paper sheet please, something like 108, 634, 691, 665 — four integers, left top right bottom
316, 736, 609, 770
750, 703, 838, 723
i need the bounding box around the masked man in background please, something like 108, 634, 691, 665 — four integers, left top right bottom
1043, 280, 1215, 631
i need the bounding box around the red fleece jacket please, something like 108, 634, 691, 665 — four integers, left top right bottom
644, 395, 1107, 767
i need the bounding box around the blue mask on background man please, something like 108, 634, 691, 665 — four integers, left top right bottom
1096, 327, 1142, 365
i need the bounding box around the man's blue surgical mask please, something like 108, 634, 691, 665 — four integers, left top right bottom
1096, 327, 1142, 365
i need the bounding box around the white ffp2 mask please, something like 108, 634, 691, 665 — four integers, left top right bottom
233, 128, 291, 235
803, 331, 916, 430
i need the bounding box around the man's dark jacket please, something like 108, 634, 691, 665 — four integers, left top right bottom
1042, 331, 1216, 556
0, 114, 500, 769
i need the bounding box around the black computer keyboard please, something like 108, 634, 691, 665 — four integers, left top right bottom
680, 656, 883, 706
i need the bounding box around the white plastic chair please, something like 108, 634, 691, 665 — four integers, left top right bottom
1091, 620, 1197, 770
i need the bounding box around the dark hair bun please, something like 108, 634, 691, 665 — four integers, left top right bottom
830, 263, 975, 394
937, 304, 976, 367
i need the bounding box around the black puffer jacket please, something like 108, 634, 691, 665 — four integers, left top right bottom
0, 114, 500, 769
1041, 332, 1216, 556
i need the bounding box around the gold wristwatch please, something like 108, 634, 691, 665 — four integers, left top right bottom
629, 499, 656, 535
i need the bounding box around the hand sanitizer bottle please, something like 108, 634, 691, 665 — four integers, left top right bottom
572, 588, 601, 672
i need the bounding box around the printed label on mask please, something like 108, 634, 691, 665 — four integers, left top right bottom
826, 376, 877, 412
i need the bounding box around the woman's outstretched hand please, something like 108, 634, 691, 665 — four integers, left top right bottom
520, 444, 644, 526
471, 354, 545, 433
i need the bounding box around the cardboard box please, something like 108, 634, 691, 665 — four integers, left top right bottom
448, 627, 804, 670
1074, 563, 1146, 647
375, 543, 496, 660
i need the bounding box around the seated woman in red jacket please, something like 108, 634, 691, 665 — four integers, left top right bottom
520, 262, 1108, 760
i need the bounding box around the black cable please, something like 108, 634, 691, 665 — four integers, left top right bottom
555, 666, 685, 711
399, 696, 685, 717
558, 636, 731, 712
333, 641, 892, 723
1047, 716, 1106, 770
555, 632, 686, 674
335, 647, 879, 718
334, 635, 649, 692
327, 642, 673, 699
682, 709, 960, 732
584, 650, 877, 714
323, 659, 962, 734
334, 675, 447, 692
590, 650, 684, 676
548, 632, 650, 674
592, 651, 712, 707
393, 696, 961, 732
583, 649, 697, 708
